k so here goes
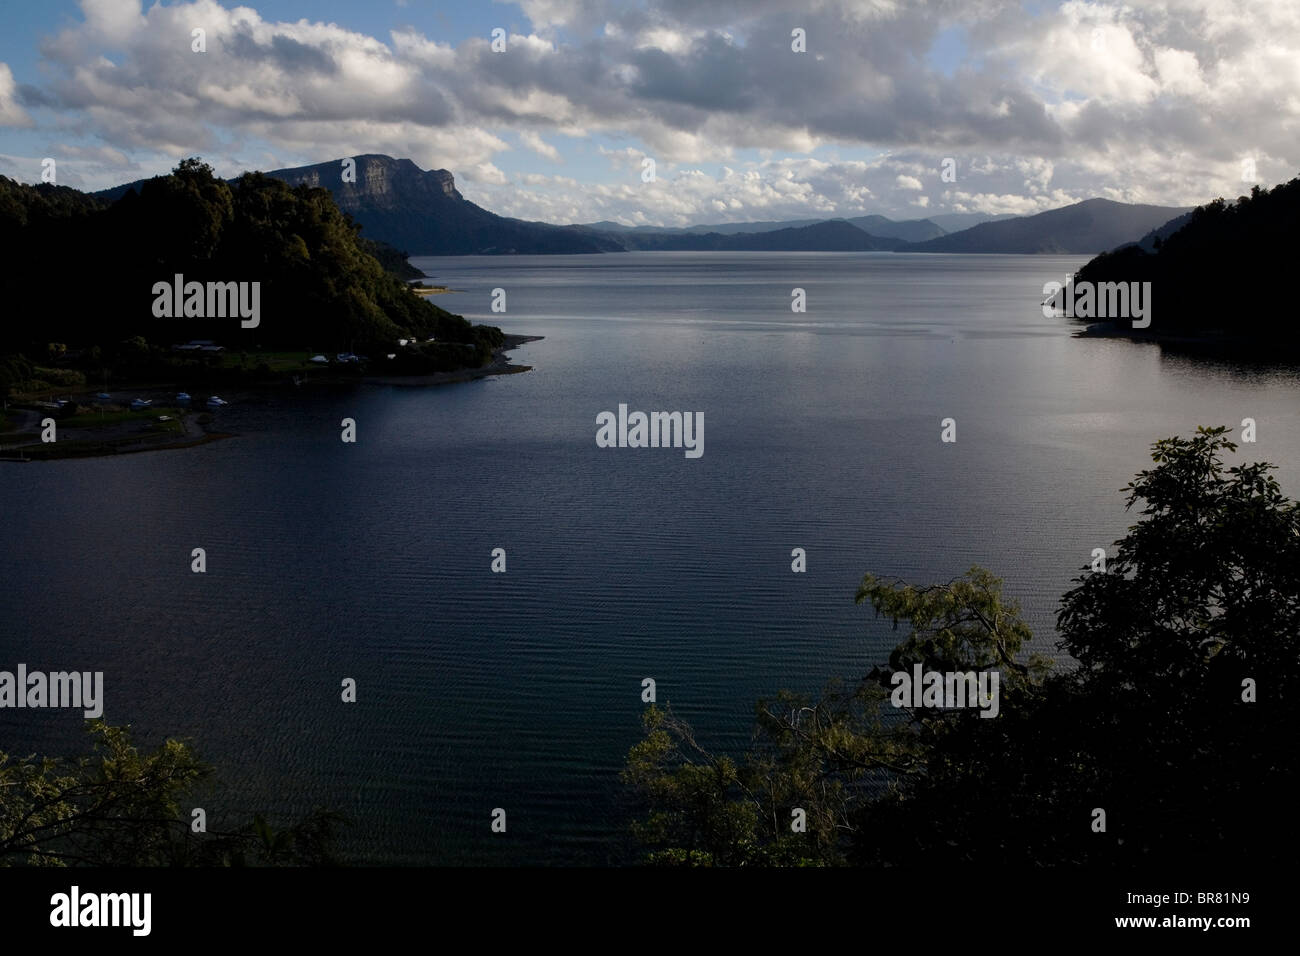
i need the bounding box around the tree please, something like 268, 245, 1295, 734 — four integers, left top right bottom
1071, 175, 1300, 342
1050, 425, 1300, 862
624, 568, 1052, 866
0, 354, 34, 396
625, 427, 1298, 866
0, 159, 504, 365
0, 721, 343, 866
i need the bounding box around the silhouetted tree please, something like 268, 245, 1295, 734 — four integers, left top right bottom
0, 721, 344, 867
625, 427, 1298, 866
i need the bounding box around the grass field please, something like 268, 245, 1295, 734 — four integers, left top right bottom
61, 406, 184, 428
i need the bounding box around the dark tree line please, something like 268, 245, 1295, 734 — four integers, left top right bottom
0, 159, 503, 384
1074, 176, 1300, 345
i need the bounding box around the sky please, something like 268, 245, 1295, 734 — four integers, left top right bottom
0, 0, 1297, 226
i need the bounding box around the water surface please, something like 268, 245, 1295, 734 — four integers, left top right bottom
3, 252, 1297, 864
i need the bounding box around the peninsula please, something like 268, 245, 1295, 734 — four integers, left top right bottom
0, 159, 536, 460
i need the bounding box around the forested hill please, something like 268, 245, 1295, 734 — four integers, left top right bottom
905, 198, 1190, 253
0, 159, 500, 358
98, 154, 620, 255
1073, 176, 1300, 344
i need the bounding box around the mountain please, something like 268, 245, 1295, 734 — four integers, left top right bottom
97, 155, 621, 255
599, 220, 907, 252
574, 220, 667, 233
576, 218, 826, 235
843, 215, 944, 242
906, 199, 1193, 254
1132, 211, 1195, 252
572, 217, 824, 235
683, 218, 823, 235
1071, 177, 1300, 344
926, 212, 1019, 233
573, 214, 943, 241
91, 157, 1191, 259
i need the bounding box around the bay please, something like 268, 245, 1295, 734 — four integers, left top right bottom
2, 251, 1297, 865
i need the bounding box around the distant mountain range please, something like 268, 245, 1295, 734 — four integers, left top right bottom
904, 198, 1193, 254
576, 213, 944, 242
95, 154, 1191, 259
573, 219, 908, 251
925, 212, 1020, 233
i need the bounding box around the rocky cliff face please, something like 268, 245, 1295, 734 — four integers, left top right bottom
259, 154, 613, 255
275, 155, 463, 211
95, 154, 616, 255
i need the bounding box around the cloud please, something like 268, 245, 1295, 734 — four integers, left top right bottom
0, 64, 34, 127
462, 161, 508, 185
460, 144, 1223, 226
6, 0, 1298, 213
519, 129, 561, 161
54, 143, 132, 165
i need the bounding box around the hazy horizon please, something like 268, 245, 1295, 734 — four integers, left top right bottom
83, 151, 1199, 234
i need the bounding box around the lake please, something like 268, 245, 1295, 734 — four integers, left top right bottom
3, 252, 1298, 865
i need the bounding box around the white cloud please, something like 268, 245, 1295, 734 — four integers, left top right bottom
1153, 47, 1207, 97
3, 0, 1296, 214
462, 161, 508, 185
80, 0, 147, 45
519, 130, 562, 162
0, 63, 34, 127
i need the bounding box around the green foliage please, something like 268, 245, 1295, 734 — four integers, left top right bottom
625, 427, 1299, 866
858, 564, 1051, 685
358, 237, 426, 280
0, 721, 342, 867
0, 159, 503, 367
1058, 425, 1299, 682
0, 353, 35, 396
624, 567, 1050, 866
623, 704, 835, 866
31, 367, 85, 387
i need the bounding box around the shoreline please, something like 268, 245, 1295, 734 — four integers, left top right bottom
363, 334, 543, 386
7, 427, 237, 461
0, 334, 544, 461
0, 405, 236, 462
1073, 322, 1300, 358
